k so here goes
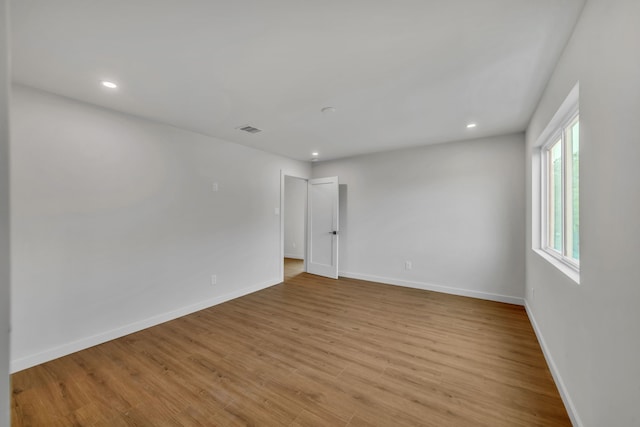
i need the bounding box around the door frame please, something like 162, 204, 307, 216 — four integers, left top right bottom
279, 171, 309, 283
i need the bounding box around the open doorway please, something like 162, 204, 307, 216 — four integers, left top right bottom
283, 175, 307, 280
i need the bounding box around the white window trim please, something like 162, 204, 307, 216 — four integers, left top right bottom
534, 248, 580, 284
540, 110, 579, 265
532, 83, 580, 284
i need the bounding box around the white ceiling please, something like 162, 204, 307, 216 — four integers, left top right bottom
10, 0, 585, 161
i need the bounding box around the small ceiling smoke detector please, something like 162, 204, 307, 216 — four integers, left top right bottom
101, 80, 118, 89
467, 123, 477, 129
321, 107, 336, 114
237, 125, 262, 134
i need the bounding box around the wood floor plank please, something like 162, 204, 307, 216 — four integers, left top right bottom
11, 259, 570, 426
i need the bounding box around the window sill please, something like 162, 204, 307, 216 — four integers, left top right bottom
533, 248, 581, 284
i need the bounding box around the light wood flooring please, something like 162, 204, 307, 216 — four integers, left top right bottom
11, 259, 570, 426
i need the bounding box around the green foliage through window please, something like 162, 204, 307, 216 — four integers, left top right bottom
544, 114, 579, 266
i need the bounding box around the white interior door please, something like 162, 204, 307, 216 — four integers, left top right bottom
307, 176, 339, 279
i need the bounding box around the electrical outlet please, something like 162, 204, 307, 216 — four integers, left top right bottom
405, 260, 412, 270
531, 288, 535, 299
211, 275, 217, 285
212, 182, 219, 192
292, 242, 296, 248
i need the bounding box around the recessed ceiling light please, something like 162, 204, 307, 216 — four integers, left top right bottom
321, 107, 336, 114
312, 152, 319, 156
101, 80, 118, 89
467, 123, 477, 129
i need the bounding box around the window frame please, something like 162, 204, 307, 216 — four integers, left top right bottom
540, 107, 580, 273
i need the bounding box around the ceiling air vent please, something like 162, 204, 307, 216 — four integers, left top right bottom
237, 125, 262, 134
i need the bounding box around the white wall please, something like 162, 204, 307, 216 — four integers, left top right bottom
525, 0, 640, 425
313, 134, 525, 304
283, 176, 306, 259
10, 85, 310, 371
0, 1, 11, 425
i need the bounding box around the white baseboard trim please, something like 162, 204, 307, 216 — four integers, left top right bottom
10, 278, 282, 373
284, 253, 304, 260
525, 300, 582, 427
338, 271, 524, 306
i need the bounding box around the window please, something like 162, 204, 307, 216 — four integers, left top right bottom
541, 111, 579, 271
